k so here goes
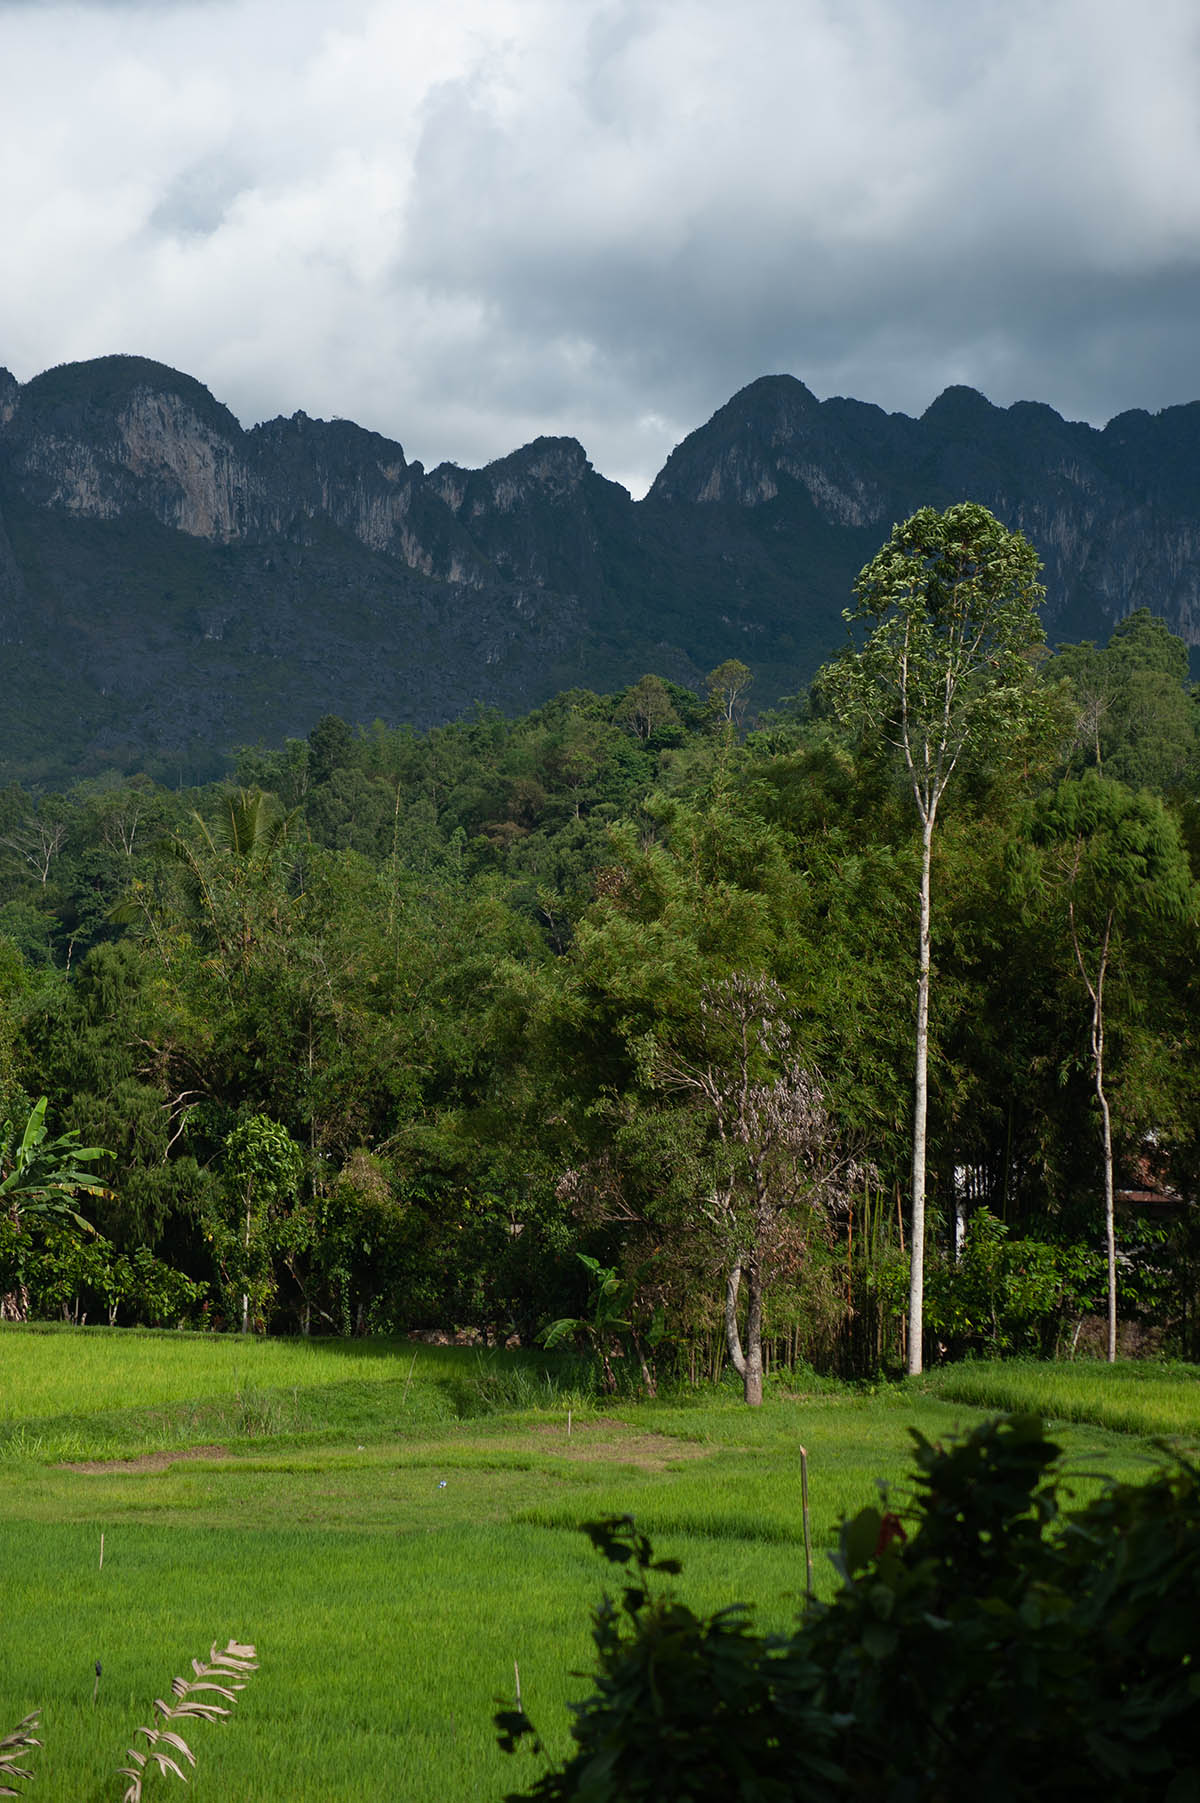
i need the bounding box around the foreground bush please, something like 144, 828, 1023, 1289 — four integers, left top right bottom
500, 1415, 1200, 1802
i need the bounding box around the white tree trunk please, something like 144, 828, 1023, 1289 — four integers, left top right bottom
1089, 970, 1117, 1364
242, 1190, 251, 1334
1075, 910, 1117, 1365
908, 815, 935, 1375
725, 1263, 746, 1375
953, 1175, 967, 1262
1100, 1079, 1117, 1363
742, 1262, 764, 1407
725, 1260, 764, 1402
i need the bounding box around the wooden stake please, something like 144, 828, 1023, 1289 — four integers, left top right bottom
99, 1531, 104, 1572
567, 1408, 572, 1440
799, 1447, 815, 1607
513, 1660, 522, 1712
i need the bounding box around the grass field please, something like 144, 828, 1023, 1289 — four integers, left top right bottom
921, 1355, 1200, 1444
1, 1327, 1192, 1802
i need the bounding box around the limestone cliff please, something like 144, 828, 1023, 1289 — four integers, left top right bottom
0, 354, 1196, 782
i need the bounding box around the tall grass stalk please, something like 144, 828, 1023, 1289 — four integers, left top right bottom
0, 1713, 40, 1796
118, 1639, 258, 1801
0, 1642, 257, 1801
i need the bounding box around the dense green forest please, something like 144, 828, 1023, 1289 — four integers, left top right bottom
1, 512, 1198, 1382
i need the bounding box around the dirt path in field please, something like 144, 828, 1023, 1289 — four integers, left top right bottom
61, 1445, 230, 1475
58, 1420, 710, 1477
524, 1417, 710, 1471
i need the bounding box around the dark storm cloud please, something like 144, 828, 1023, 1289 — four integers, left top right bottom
2, 0, 1198, 493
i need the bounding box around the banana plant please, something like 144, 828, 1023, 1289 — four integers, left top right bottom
541, 1254, 664, 1395
0, 1098, 111, 1320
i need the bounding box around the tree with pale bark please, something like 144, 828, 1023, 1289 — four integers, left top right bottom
653, 973, 856, 1405
824, 503, 1047, 1373
705, 660, 753, 726
1030, 774, 1195, 1362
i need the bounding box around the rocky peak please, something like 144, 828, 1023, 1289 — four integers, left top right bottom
648, 373, 887, 526
250, 410, 410, 480
919, 385, 1000, 432
651, 375, 816, 498
16, 354, 242, 441
1100, 401, 1200, 507
478, 437, 593, 510
1, 356, 250, 538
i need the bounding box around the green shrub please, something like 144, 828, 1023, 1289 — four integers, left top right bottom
924, 1210, 1103, 1355
25, 1228, 207, 1327
500, 1415, 1200, 1802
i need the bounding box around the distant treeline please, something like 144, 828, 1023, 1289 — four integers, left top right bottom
0, 604, 1198, 1372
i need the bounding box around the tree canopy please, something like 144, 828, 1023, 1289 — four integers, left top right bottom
0, 628, 1195, 1373
824, 503, 1050, 1372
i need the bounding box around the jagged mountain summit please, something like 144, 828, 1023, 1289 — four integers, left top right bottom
0, 355, 1197, 783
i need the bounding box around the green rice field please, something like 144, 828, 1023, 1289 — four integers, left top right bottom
921, 1355, 1200, 1444
1, 1326, 1193, 1802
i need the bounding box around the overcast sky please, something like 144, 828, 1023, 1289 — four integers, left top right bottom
2, 0, 1199, 495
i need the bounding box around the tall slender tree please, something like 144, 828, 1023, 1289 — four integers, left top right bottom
824, 503, 1047, 1372
1031, 774, 1195, 1361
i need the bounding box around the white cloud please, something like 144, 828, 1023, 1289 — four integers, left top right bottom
1, 0, 1198, 496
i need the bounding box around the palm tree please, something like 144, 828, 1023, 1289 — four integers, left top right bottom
111, 787, 300, 979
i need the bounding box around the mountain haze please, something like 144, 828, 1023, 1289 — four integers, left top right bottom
1, 355, 1197, 783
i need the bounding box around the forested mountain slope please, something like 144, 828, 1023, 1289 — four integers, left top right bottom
1, 356, 1198, 783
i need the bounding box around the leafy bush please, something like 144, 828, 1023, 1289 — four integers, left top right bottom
924, 1209, 1107, 1355
540, 1254, 665, 1396
499, 1414, 1200, 1802
25, 1228, 207, 1327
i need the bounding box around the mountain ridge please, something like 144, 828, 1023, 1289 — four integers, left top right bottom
1, 354, 1197, 784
